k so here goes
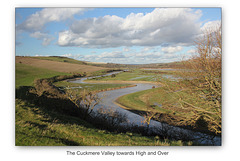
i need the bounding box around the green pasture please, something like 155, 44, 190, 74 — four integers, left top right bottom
32, 56, 87, 65
15, 63, 70, 88
54, 81, 131, 92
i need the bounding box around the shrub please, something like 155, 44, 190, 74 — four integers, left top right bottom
65, 89, 102, 119
95, 107, 127, 130
174, 25, 222, 134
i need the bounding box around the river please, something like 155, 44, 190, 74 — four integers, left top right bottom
70, 71, 221, 145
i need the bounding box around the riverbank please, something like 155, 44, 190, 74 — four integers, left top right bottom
69, 73, 220, 145
15, 59, 220, 145
15, 63, 191, 146
115, 82, 221, 137
16, 98, 187, 146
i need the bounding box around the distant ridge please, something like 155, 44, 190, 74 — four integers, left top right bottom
16, 56, 107, 73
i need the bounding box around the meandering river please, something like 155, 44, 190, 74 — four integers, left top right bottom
70, 71, 221, 145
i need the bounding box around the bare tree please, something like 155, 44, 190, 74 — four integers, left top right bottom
156, 25, 222, 135
179, 25, 222, 134
65, 88, 102, 119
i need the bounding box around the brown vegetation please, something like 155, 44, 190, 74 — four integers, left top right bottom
65, 89, 102, 119
167, 26, 222, 134
16, 56, 107, 73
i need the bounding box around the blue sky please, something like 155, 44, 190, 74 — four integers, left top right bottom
15, 8, 221, 64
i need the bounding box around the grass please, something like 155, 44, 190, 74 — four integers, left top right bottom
86, 70, 157, 82
16, 56, 107, 74
32, 56, 87, 65
116, 78, 220, 135
15, 98, 190, 146
116, 87, 188, 115
104, 70, 200, 120
116, 87, 177, 117
16, 63, 70, 88
116, 89, 153, 111
15, 61, 191, 146
54, 81, 132, 92
86, 69, 183, 82
15, 61, 199, 145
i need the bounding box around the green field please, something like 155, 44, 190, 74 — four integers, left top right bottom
32, 56, 87, 65
54, 81, 132, 92
86, 70, 157, 82
16, 63, 70, 88
16, 58, 192, 146
86, 69, 182, 82
116, 87, 191, 116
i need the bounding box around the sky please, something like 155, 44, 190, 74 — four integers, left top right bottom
15, 7, 221, 64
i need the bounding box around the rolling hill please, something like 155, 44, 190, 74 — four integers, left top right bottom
16, 56, 107, 73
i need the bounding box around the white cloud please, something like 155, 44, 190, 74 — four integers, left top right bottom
16, 8, 88, 46
161, 46, 183, 53
61, 53, 73, 57
17, 8, 87, 32
141, 47, 155, 52
30, 31, 55, 46
58, 8, 202, 48
98, 51, 126, 59
34, 54, 50, 57
61, 53, 84, 60
131, 52, 162, 58
69, 42, 190, 63
201, 20, 221, 32
187, 49, 196, 54
123, 47, 130, 52
62, 48, 187, 64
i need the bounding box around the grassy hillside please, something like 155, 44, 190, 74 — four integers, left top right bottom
16, 56, 107, 73
16, 98, 189, 146
32, 56, 87, 65
16, 63, 70, 88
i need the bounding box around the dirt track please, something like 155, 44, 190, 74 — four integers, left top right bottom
16, 57, 106, 73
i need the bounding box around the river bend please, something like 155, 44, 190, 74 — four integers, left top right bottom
70, 72, 221, 145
